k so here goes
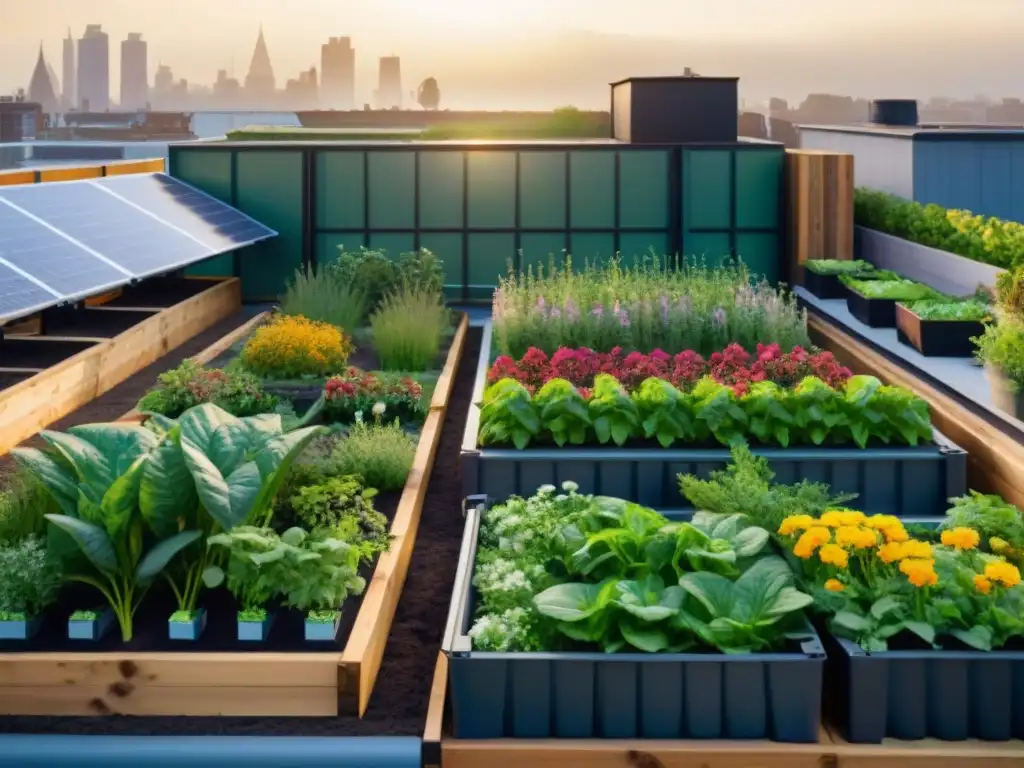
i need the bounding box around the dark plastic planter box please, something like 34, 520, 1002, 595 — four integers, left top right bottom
846, 290, 900, 328
802, 268, 849, 300
830, 632, 1024, 742
168, 608, 208, 641
304, 612, 341, 642
441, 502, 825, 741
68, 608, 115, 641
238, 612, 275, 642
462, 324, 968, 514
895, 304, 985, 358
0, 614, 42, 640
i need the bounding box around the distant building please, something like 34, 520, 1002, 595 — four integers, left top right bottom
245, 26, 277, 106
0, 95, 44, 141
213, 69, 242, 107
151, 63, 174, 109
120, 33, 149, 110
27, 44, 59, 116
77, 24, 109, 112
321, 37, 355, 109
376, 55, 401, 109
285, 66, 319, 110
61, 29, 75, 111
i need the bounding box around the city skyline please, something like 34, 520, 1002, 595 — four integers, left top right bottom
5, 0, 1024, 110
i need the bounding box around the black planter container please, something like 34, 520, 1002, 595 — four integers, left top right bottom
802, 269, 849, 300
895, 304, 986, 358
846, 290, 899, 328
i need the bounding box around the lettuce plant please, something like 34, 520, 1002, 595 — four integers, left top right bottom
587, 374, 640, 446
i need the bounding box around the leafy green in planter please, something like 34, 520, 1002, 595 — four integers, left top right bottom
973, 320, 1024, 392
805, 259, 875, 276
169, 609, 199, 623
307, 609, 340, 624
0, 536, 61, 622
70, 610, 100, 621
901, 300, 991, 322
288, 474, 390, 563
842, 277, 940, 302
469, 484, 810, 654
239, 607, 268, 623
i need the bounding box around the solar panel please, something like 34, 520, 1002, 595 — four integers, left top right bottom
0, 183, 215, 280
0, 200, 130, 299
0, 263, 59, 324
94, 173, 276, 252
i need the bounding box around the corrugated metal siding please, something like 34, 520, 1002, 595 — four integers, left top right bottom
913, 139, 1024, 224
799, 129, 913, 198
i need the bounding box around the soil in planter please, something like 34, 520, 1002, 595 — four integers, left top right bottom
0, 327, 482, 737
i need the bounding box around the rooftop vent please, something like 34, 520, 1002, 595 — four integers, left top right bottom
870, 99, 918, 127
611, 74, 739, 144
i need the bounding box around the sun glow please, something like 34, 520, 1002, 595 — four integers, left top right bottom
390, 0, 552, 31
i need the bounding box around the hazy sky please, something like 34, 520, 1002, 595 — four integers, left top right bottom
3, 0, 1022, 108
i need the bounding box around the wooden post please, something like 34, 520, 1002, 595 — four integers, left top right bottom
786, 149, 855, 284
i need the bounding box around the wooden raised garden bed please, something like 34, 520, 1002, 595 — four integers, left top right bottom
895, 303, 985, 358
0, 276, 241, 456
0, 312, 469, 717
460, 324, 967, 516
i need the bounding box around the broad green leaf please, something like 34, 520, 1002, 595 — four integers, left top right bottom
140, 436, 198, 537
870, 596, 902, 620
136, 530, 202, 581
678, 571, 734, 616
246, 427, 323, 522
45, 514, 117, 573
181, 439, 233, 531
950, 625, 992, 652
11, 447, 78, 516
253, 427, 323, 481
903, 620, 936, 645
620, 620, 669, 652
68, 423, 159, 476
202, 564, 225, 588
99, 453, 149, 540
207, 421, 252, 476
226, 462, 263, 527
178, 403, 239, 456
766, 586, 813, 617
40, 430, 113, 495
732, 526, 770, 558
832, 611, 873, 633
535, 583, 605, 622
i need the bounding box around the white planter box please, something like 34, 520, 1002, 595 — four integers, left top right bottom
856, 226, 1005, 296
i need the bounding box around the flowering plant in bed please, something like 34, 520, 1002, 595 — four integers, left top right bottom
488, 343, 851, 394
322, 367, 425, 425
469, 483, 812, 654
492, 255, 809, 358
240, 313, 354, 379
137, 360, 279, 418
479, 372, 932, 449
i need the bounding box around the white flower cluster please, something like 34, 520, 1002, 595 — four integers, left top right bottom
468, 607, 535, 652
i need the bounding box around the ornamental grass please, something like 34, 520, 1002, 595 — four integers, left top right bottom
492, 254, 808, 358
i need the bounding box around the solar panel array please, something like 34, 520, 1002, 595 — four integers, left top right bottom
0, 173, 277, 324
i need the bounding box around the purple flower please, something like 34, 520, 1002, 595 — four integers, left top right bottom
712, 307, 727, 328
533, 295, 548, 318
550, 307, 562, 320
617, 309, 631, 328
591, 303, 605, 318
564, 297, 580, 323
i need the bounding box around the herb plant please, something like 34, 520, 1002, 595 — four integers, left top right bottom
804, 259, 875, 276
331, 247, 445, 320
324, 413, 417, 491
942, 491, 1024, 563
279, 264, 367, 333
0, 469, 53, 545
973, 320, 1024, 392
289, 475, 390, 562
0, 536, 61, 621
137, 360, 279, 418
369, 283, 449, 371
902, 300, 991, 322
995, 267, 1024, 321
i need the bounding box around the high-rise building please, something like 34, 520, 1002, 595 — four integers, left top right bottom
213, 70, 242, 107
120, 33, 148, 110
376, 56, 402, 110
285, 66, 319, 110
62, 29, 75, 111
77, 24, 109, 112
244, 26, 276, 106
27, 44, 59, 116
321, 37, 354, 109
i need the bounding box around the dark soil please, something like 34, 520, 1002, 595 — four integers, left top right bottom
0, 326, 482, 737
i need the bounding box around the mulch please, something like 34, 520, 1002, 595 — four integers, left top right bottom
0, 326, 482, 737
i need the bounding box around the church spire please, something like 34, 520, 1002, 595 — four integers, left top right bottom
28, 43, 59, 115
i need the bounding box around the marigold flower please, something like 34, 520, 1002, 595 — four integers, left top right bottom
974, 575, 993, 595
940, 527, 980, 551
990, 537, 1011, 554
877, 542, 905, 564
900, 540, 933, 560
778, 515, 815, 536
899, 558, 938, 588
824, 578, 845, 592
837, 510, 866, 526
865, 514, 909, 542
819, 510, 845, 528
835, 526, 878, 550
984, 560, 1022, 588
793, 526, 831, 559
819, 544, 849, 568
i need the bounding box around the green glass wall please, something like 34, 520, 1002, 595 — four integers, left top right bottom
170, 143, 784, 301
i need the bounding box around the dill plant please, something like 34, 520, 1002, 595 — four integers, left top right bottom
325, 411, 417, 491
279, 265, 367, 333
370, 284, 449, 371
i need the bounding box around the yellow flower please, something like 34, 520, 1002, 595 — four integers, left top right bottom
240, 314, 353, 378
824, 578, 845, 592
835, 526, 879, 550
819, 510, 846, 528
837, 510, 866, 526
990, 537, 1011, 554
778, 515, 815, 536
984, 560, 1022, 588
819, 544, 849, 568
974, 575, 993, 595
878, 541, 905, 564
900, 540, 933, 560
793, 526, 831, 559
940, 527, 980, 551
865, 515, 909, 542
900, 558, 938, 588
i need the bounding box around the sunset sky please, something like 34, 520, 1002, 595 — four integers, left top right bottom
2, 0, 1021, 107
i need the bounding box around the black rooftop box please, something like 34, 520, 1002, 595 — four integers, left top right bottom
869, 99, 919, 127
610, 75, 739, 144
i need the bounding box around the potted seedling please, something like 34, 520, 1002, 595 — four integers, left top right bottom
237, 605, 275, 642
896, 299, 991, 357
802, 259, 876, 300
168, 608, 209, 641
0, 536, 61, 641
304, 609, 342, 641
842, 276, 939, 328
68, 608, 116, 641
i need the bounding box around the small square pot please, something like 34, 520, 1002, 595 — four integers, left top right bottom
0, 614, 43, 641
237, 612, 275, 642
895, 304, 986, 357
304, 612, 342, 642
802, 269, 849, 300
68, 608, 115, 641
168, 608, 208, 641
846, 290, 898, 328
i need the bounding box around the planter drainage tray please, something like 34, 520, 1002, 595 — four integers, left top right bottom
441, 502, 824, 741
461, 323, 967, 515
